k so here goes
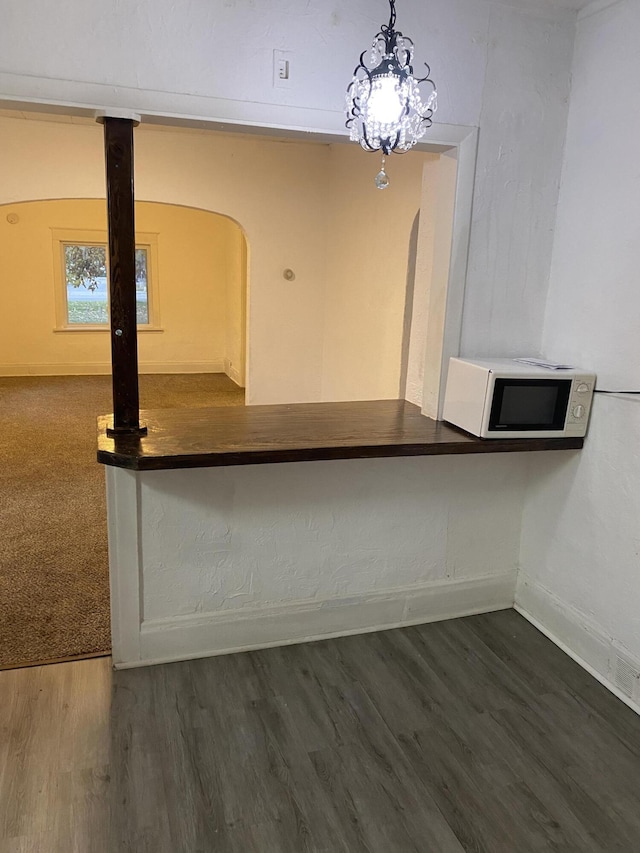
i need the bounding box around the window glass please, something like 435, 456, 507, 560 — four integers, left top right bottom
64, 244, 108, 325
135, 247, 149, 325
62, 243, 151, 326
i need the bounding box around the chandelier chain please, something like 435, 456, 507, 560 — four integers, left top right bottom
388, 0, 397, 31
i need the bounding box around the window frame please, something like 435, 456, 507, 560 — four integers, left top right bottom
52, 228, 161, 332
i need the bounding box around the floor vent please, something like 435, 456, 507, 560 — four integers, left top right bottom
613, 650, 640, 700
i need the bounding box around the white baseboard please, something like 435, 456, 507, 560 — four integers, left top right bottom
143, 361, 226, 374
0, 362, 111, 376
113, 571, 517, 668
223, 357, 244, 387
0, 361, 225, 376
515, 574, 640, 716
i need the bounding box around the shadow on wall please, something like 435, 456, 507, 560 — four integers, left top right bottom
399, 211, 421, 400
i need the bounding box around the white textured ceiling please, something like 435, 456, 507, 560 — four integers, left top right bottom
496, 0, 595, 10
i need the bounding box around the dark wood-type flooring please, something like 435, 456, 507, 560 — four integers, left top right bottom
2, 610, 640, 852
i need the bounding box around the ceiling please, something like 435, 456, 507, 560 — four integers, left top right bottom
498, 0, 595, 10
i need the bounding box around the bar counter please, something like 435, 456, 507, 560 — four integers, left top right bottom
97, 399, 583, 471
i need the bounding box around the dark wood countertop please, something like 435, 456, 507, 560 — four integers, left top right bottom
96, 399, 583, 471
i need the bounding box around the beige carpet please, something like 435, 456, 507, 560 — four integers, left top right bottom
0, 374, 244, 670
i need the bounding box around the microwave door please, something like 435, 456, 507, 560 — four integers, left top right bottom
486, 378, 572, 434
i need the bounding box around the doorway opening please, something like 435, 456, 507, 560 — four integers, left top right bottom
0, 195, 248, 668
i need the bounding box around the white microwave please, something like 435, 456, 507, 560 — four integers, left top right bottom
443, 358, 596, 439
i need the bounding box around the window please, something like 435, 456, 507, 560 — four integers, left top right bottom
52, 229, 160, 331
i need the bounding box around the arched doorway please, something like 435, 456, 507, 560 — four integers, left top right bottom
0, 198, 247, 385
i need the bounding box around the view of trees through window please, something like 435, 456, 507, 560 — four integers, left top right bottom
64, 243, 149, 325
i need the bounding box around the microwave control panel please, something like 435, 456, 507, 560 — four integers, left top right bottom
565, 377, 594, 428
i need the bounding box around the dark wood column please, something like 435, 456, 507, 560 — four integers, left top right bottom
102, 116, 146, 435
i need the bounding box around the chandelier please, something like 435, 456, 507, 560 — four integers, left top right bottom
345, 0, 437, 189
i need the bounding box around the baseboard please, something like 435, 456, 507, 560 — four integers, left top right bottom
142, 361, 226, 375
515, 574, 640, 716
0, 362, 112, 376
114, 571, 517, 668
223, 358, 244, 387
0, 361, 225, 376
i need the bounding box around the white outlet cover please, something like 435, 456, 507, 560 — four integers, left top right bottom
273, 50, 293, 89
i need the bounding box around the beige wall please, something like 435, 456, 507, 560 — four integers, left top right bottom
0, 197, 245, 376
135, 125, 331, 404
322, 145, 436, 402
0, 115, 444, 402
224, 227, 247, 387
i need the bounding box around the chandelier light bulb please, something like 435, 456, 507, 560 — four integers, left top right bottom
366, 76, 405, 126
345, 0, 437, 185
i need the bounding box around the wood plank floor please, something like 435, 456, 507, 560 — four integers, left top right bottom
1, 610, 640, 852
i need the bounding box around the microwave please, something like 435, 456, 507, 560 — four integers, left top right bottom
443, 358, 596, 439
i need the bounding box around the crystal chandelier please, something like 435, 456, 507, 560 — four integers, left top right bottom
345, 0, 437, 189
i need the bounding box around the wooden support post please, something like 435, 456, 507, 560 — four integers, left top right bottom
101, 115, 146, 436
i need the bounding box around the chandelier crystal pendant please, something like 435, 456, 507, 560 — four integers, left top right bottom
346, 0, 437, 189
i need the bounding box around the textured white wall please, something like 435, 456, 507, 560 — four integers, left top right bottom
0, 1, 487, 124
521, 0, 640, 669
140, 455, 527, 622
459, 5, 574, 357
98, 452, 525, 666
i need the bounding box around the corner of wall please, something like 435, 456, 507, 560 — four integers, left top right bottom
515, 571, 640, 716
